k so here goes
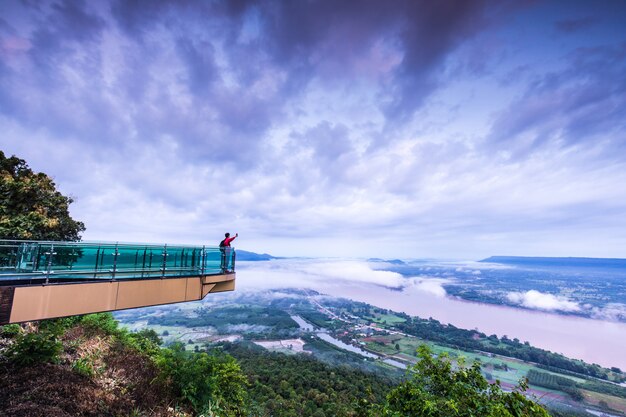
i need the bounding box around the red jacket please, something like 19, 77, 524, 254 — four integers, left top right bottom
223, 236, 237, 247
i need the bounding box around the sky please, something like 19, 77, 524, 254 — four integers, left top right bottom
1, 0, 625, 259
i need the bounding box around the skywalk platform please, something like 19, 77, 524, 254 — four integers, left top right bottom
0, 240, 236, 325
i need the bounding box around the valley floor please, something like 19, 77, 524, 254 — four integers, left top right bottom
116, 289, 626, 417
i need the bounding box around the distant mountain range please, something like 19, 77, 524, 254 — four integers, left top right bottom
236, 249, 277, 261
480, 256, 626, 268
367, 258, 405, 265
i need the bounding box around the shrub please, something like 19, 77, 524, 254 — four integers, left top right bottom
135, 328, 162, 346
124, 331, 161, 357
5, 331, 62, 366
0, 324, 22, 338
156, 343, 248, 416
80, 313, 119, 335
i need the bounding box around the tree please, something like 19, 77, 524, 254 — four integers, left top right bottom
378, 345, 549, 417
156, 343, 248, 416
0, 151, 85, 241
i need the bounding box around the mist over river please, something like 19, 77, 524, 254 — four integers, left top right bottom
236, 259, 626, 370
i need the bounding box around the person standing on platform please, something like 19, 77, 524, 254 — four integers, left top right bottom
220, 232, 238, 272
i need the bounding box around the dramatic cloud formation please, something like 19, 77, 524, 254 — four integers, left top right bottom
506, 290, 581, 312
1, 0, 625, 258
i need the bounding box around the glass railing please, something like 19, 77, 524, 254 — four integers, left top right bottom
0, 240, 236, 284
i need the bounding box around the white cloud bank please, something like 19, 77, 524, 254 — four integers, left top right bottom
506, 290, 580, 312
411, 278, 448, 298
238, 258, 449, 297
302, 261, 407, 288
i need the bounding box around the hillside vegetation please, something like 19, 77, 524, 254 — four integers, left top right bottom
0, 314, 247, 416
0, 313, 551, 417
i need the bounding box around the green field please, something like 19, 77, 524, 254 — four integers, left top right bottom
582, 389, 626, 414
365, 312, 407, 325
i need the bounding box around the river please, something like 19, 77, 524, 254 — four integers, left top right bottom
237, 260, 626, 370
290, 314, 407, 368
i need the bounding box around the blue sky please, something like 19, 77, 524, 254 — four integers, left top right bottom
1, 0, 625, 259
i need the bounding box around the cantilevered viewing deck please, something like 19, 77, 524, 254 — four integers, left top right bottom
0, 240, 236, 325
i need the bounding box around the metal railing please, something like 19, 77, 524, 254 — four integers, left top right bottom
0, 240, 235, 284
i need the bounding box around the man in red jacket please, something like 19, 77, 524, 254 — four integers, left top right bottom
221, 232, 238, 247
220, 232, 238, 272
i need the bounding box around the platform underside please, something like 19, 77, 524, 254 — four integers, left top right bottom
0, 273, 235, 325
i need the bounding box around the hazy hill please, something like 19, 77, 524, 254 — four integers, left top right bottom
236, 249, 277, 261
367, 258, 406, 265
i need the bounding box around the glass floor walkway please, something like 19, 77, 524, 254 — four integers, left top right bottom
0, 240, 235, 285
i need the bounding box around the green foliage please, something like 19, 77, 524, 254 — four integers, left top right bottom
578, 378, 626, 399
396, 314, 615, 380
149, 306, 299, 339
297, 310, 334, 329
527, 369, 577, 389
528, 369, 626, 400
563, 387, 584, 402
77, 313, 163, 357
527, 370, 584, 401
0, 323, 22, 338
222, 342, 394, 417
156, 343, 248, 416
0, 151, 85, 241
39, 316, 83, 336
377, 345, 549, 417
5, 330, 63, 366
1, 317, 98, 367
118, 328, 163, 357
135, 328, 162, 346
3, 317, 93, 367
80, 313, 120, 336
72, 357, 95, 377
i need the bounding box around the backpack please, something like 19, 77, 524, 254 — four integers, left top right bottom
219, 239, 226, 249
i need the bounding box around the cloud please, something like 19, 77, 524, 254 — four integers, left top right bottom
590, 303, 626, 322
225, 324, 270, 333
236, 258, 454, 304
298, 260, 408, 289
410, 278, 448, 298
554, 17, 598, 33
507, 292, 626, 321
0, 0, 625, 259
486, 43, 626, 159
506, 290, 581, 312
